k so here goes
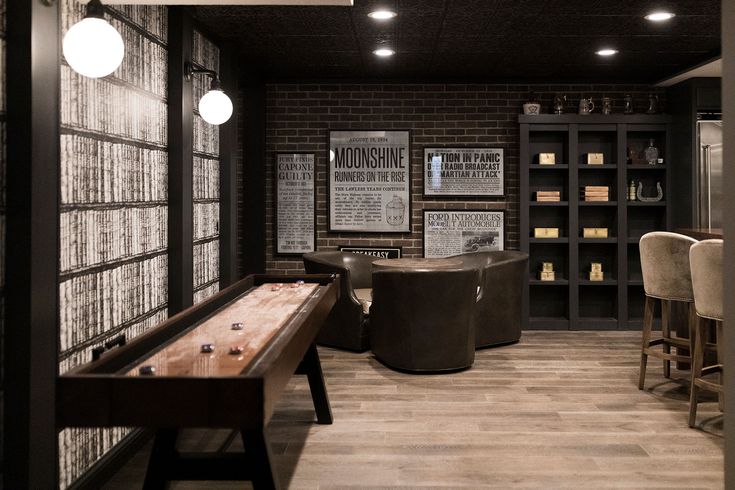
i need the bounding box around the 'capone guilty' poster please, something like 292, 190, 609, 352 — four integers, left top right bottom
276, 153, 315, 254
329, 130, 410, 232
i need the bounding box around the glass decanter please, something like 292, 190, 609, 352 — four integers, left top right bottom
644, 139, 659, 165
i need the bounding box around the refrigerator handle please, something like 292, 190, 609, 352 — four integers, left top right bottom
703, 144, 712, 230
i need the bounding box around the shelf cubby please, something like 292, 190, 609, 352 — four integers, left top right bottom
530, 285, 569, 330
579, 287, 618, 321
628, 205, 666, 239
529, 130, 568, 166
528, 241, 569, 283
578, 130, 616, 167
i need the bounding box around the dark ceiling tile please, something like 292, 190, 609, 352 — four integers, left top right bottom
193, 1, 722, 83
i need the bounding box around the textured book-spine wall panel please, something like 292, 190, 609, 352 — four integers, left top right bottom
193, 202, 220, 241
193, 241, 219, 291
59, 1, 168, 487
60, 135, 168, 204
193, 116, 220, 156
193, 156, 220, 200
193, 282, 219, 305
61, 65, 168, 145
58, 428, 131, 490
60, 207, 167, 273
192, 30, 220, 73
192, 30, 220, 304
59, 255, 168, 360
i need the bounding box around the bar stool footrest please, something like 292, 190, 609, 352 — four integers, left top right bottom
694, 377, 723, 393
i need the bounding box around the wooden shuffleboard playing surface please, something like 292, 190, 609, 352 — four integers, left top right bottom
126, 283, 319, 377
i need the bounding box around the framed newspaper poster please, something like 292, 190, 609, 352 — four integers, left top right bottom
275, 153, 316, 255
423, 209, 504, 258
423, 147, 504, 197
329, 130, 410, 233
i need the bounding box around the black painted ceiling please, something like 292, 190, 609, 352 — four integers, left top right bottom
192, 0, 721, 82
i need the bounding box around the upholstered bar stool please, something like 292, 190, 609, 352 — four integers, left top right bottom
638, 232, 698, 390
688, 239, 724, 427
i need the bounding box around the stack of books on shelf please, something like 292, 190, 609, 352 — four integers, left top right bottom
535, 190, 561, 202
581, 186, 609, 202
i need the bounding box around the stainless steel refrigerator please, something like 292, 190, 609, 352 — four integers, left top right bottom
696, 114, 723, 230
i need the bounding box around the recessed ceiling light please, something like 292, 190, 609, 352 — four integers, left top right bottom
368, 10, 397, 20
645, 11, 676, 22
596, 49, 618, 57
373, 48, 395, 57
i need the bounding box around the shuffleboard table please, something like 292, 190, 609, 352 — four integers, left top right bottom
57, 274, 340, 490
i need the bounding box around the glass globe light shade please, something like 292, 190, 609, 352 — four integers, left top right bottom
63, 17, 124, 79
198, 89, 233, 125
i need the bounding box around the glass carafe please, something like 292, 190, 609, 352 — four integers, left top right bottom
644, 139, 659, 165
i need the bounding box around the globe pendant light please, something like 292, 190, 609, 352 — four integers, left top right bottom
186, 63, 233, 125
198, 78, 233, 126
63, 0, 124, 79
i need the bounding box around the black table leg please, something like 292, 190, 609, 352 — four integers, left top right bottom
241, 429, 278, 490
298, 343, 333, 424
143, 429, 179, 490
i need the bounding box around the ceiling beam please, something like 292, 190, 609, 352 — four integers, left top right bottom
655, 57, 722, 87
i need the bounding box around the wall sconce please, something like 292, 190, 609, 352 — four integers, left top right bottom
62, 0, 124, 78
186, 62, 233, 126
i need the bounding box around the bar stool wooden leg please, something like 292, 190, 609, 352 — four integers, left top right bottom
688, 315, 706, 428
661, 299, 670, 378
716, 320, 724, 412
639, 296, 656, 390
688, 303, 697, 371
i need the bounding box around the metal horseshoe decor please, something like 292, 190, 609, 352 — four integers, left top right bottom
636, 181, 663, 202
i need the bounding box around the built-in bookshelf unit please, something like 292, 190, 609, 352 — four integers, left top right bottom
520, 114, 671, 330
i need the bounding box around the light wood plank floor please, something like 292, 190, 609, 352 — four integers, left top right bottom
104, 331, 724, 489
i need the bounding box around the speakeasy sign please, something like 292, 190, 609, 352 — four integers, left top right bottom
339, 245, 402, 259
275, 153, 315, 255
423, 210, 504, 258
329, 130, 410, 233
423, 147, 504, 197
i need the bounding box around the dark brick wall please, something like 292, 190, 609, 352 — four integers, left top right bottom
257, 83, 663, 274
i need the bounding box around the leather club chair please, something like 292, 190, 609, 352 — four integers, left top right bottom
302, 251, 377, 352
452, 251, 529, 348
369, 267, 477, 372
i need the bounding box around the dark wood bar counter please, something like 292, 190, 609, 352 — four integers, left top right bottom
677, 228, 724, 240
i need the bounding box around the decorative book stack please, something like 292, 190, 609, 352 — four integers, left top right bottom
536, 190, 561, 202
586, 153, 604, 165
538, 262, 555, 281
582, 227, 609, 238
581, 186, 609, 202
534, 227, 560, 238
589, 262, 604, 281
538, 153, 556, 165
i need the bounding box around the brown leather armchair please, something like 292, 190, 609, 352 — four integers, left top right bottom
452, 251, 529, 348
302, 251, 377, 352
369, 267, 477, 372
